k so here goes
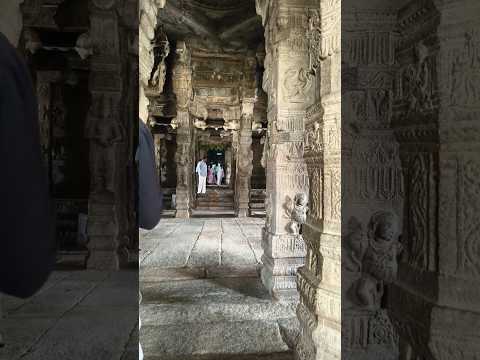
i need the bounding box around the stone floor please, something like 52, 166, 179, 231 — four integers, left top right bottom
140, 218, 298, 360
0, 270, 138, 360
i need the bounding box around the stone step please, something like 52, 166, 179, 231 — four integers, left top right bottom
140, 301, 296, 327
196, 199, 234, 203
141, 321, 290, 359
145, 352, 294, 360
250, 203, 265, 209
195, 207, 235, 212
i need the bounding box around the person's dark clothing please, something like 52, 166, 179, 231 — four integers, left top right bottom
0, 32, 55, 298
137, 120, 162, 230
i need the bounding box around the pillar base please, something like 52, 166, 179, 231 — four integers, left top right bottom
261, 254, 303, 300
236, 207, 249, 217
87, 250, 120, 270
175, 209, 191, 218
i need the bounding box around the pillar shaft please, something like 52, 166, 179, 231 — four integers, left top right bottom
389, 1, 480, 358
257, 0, 313, 299
172, 42, 193, 218
85, 1, 127, 269
235, 100, 254, 217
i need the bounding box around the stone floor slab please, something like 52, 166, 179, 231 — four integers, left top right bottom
141, 320, 289, 358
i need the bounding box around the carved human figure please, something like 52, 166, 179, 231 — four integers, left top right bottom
285, 193, 309, 235
356, 211, 402, 309
175, 145, 189, 188
87, 117, 124, 196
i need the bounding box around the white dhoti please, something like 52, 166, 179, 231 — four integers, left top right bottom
198, 175, 207, 193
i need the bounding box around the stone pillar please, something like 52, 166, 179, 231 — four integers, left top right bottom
256, 0, 311, 299
339, 6, 403, 360
172, 41, 193, 218
235, 100, 254, 217
389, 0, 480, 358
85, 0, 127, 269
292, 0, 341, 358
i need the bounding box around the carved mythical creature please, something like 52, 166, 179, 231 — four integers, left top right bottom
285, 193, 309, 235
342, 217, 367, 273
75, 32, 93, 60
355, 211, 402, 309
149, 25, 169, 89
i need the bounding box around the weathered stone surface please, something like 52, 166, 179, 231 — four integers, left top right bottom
140, 218, 297, 359
142, 321, 289, 358
1, 271, 137, 360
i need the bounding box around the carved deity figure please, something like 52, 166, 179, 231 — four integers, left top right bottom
356, 211, 402, 309
285, 193, 309, 235
87, 116, 124, 197
175, 145, 189, 188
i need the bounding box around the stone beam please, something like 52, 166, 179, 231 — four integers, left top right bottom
219, 16, 260, 41
164, 2, 217, 40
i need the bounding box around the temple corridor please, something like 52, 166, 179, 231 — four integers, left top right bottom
139, 218, 298, 359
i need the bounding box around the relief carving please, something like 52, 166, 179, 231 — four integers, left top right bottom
284, 193, 309, 235
400, 41, 435, 117
282, 68, 312, 103
449, 30, 480, 107
305, 121, 322, 154
350, 211, 402, 309
86, 96, 124, 198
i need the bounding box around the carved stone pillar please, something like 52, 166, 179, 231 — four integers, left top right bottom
85, 0, 127, 269
235, 100, 254, 217
256, 0, 311, 299
340, 7, 403, 360
172, 41, 193, 218
389, 1, 480, 358
292, 0, 341, 358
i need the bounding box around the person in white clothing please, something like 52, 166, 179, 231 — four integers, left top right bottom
215, 163, 224, 186
196, 157, 208, 194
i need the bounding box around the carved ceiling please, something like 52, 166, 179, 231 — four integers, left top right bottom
159, 0, 264, 53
